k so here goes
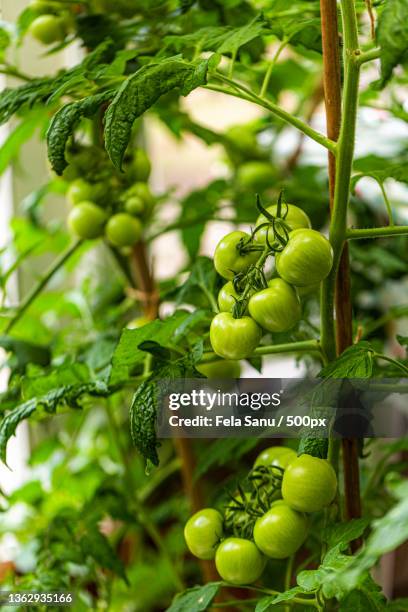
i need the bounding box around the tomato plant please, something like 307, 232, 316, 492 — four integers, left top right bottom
0, 0, 408, 609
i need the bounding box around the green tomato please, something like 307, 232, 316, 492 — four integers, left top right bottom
127, 316, 151, 329
66, 179, 95, 206
218, 281, 255, 314
248, 279, 301, 333
215, 538, 265, 585
210, 313, 262, 360
126, 183, 155, 216
254, 446, 297, 470
130, 149, 151, 182
236, 161, 277, 191
125, 196, 145, 216
282, 454, 337, 513
253, 503, 308, 559
184, 508, 223, 560
276, 229, 334, 287
225, 125, 258, 158
196, 360, 241, 379
214, 231, 259, 280
105, 213, 142, 247
67, 201, 106, 239
255, 204, 311, 245
30, 0, 59, 13
28, 15, 65, 44
296, 283, 321, 297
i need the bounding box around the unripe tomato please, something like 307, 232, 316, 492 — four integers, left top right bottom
248, 279, 301, 333
196, 359, 241, 379
254, 446, 297, 470
236, 161, 277, 191
105, 213, 142, 247
127, 182, 155, 216
127, 316, 151, 329
255, 204, 311, 245
125, 196, 145, 216
28, 15, 66, 44
215, 538, 265, 585
296, 283, 320, 297
66, 179, 94, 206
130, 149, 151, 182
210, 313, 262, 360
214, 231, 259, 280
184, 508, 223, 560
282, 454, 337, 513
30, 0, 58, 13
218, 281, 255, 314
253, 502, 308, 559
68, 202, 106, 239
276, 229, 334, 287
225, 125, 258, 158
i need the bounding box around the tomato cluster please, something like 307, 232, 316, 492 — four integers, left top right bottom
61, 146, 154, 248
184, 449, 337, 585
210, 197, 333, 359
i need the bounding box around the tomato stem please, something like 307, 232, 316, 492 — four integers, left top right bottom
4, 239, 82, 334
201, 339, 322, 363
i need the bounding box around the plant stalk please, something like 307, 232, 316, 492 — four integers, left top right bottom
4, 240, 82, 333
319, 0, 363, 545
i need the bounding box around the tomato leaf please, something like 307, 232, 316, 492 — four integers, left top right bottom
166, 582, 222, 612
81, 525, 128, 583
172, 256, 220, 309
104, 57, 211, 170
109, 310, 201, 385
47, 90, 114, 175
319, 342, 374, 378
130, 347, 203, 466
376, 0, 408, 87
338, 575, 387, 611
255, 587, 309, 611
322, 518, 370, 551
0, 377, 109, 464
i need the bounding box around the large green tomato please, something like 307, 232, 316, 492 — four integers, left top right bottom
255, 204, 311, 245
28, 15, 65, 44
276, 229, 334, 287
215, 538, 265, 585
66, 179, 94, 206
214, 231, 259, 280
236, 161, 277, 191
253, 503, 308, 559
254, 446, 297, 470
105, 213, 142, 247
68, 202, 106, 239
184, 508, 223, 560
210, 313, 262, 360
248, 279, 301, 333
282, 454, 337, 513
196, 360, 241, 379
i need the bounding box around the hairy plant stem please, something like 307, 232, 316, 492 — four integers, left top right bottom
4, 240, 82, 333
201, 340, 322, 363
320, 0, 363, 543
347, 225, 408, 239
207, 75, 336, 152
